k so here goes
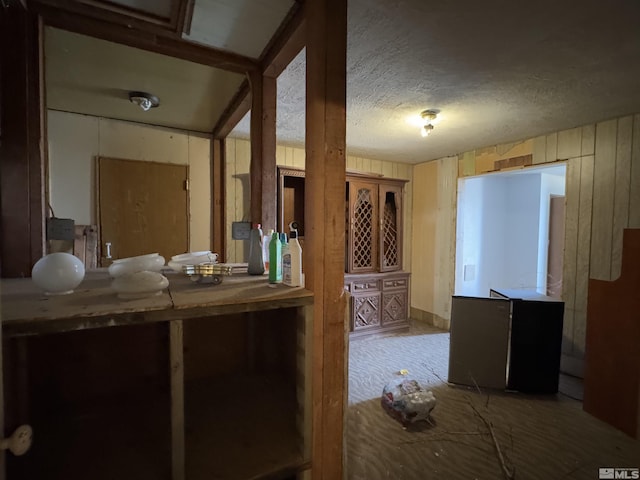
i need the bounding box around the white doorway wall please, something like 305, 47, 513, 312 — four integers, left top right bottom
455, 164, 566, 298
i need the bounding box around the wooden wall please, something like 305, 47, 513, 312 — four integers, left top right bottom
224, 138, 414, 271
47, 111, 212, 253
411, 113, 640, 377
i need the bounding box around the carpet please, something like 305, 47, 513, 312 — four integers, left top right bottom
347, 320, 640, 480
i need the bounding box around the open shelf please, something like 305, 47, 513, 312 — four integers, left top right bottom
185, 375, 306, 480
8, 391, 171, 480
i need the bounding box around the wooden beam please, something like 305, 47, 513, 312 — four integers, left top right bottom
0, 5, 46, 278
249, 71, 264, 225
305, 0, 347, 479
38, 4, 259, 74
213, 1, 306, 141
211, 138, 225, 260
261, 75, 277, 232
261, 2, 306, 78
212, 80, 251, 140
32, 0, 184, 36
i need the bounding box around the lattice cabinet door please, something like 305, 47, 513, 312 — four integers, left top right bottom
378, 184, 403, 272
347, 181, 379, 273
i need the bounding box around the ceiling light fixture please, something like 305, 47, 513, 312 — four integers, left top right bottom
420, 109, 438, 137
129, 91, 160, 111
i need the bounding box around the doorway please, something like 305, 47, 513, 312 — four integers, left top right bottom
454, 164, 566, 298
97, 157, 189, 265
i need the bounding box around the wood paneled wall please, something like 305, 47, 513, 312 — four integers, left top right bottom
224, 138, 414, 271
47, 111, 212, 253
412, 113, 640, 377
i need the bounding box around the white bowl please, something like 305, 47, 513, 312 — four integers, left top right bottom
108, 254, 165, 278
32, 252, 85, 295
111, 271, 169, 300
171, 250, 212, 261
168, 251, 218, 272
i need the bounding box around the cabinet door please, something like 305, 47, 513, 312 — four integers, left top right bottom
347, 181, 379, 273
379, 184, 403, 272
381, 276, 409, 326
351, 292, 382, 333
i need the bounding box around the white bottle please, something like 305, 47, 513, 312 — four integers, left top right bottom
282, 230, 302, 287
263, 229, 274, 272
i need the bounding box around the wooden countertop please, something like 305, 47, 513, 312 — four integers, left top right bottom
0, 269, 313, 337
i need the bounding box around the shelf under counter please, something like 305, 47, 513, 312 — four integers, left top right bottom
185, 374, 308, 480
1, 270, 314, 480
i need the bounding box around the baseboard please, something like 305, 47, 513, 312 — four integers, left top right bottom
410, 307, 450, 331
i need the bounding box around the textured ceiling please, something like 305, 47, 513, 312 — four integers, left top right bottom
44, 0, 640, 165
232, 0, 640, 163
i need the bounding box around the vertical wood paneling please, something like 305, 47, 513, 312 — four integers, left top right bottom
224, 138, 238, 261
346, 155, 357, 171
381, 160, 393, 178
459, 151, 475, 176
532, 135, 547, 164
276, 145, 286, 166
545, 132, 558, 163
591, 119, 618, 280
370, 158, 382, 175
611, 116, 633, 279
293, 148, 305, 168
557, 127, 582, 160
434, 157, 457, 322
581, 124, 596, 155
99, 119, 189, 164
561, 157, 580, 354
361, 157, 371, 172
410, 161, 438, 313
188, 135, 211, 252
574, 155, 594, 358
629, 114, 640, 228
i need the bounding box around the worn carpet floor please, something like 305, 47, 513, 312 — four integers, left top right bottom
346, 320, 640, 480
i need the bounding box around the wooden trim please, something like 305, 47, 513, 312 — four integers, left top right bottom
170, 320, 185, 480
213, 2, 305, 140
212, 79, 251, 139
305, 0, 348, 478
0, 6, 46, 278
261, 75, 277, 232
180, 0, 195, 35
39, 4, 259, 74
261, 2, 306, 78
249, 71, 264, 225
31, 0, 185, 35
211, 138, 225, 260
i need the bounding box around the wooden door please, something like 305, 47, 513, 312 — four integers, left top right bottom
347, 181, 379, 273
378, 184, 403, 272
98, 157, 189, 265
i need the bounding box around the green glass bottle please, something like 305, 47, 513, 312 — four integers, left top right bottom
268, 231, 282, 283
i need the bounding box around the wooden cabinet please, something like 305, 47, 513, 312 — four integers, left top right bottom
346, 180, 403, 274
279, 167, 410, 337
1, 272, 313, 480
345, 272, 410, 337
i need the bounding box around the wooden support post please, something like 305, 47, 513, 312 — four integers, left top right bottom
0, 5, 46, 278
169, 320, 185, 480
249, 71, 277, 230
305, 0, 348, 478
261, 75, 277, 232
211, 138, 225, 259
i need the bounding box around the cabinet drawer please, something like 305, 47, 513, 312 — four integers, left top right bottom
383, 277, 407, 289
351, 279, 381, 292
